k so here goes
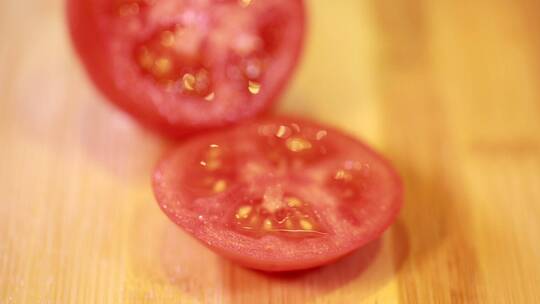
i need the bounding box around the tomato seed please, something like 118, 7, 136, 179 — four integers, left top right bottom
182, 73, 196, 91
299, 219, 313, 230
248, 80, 261, 94
285, 197, 302, 208
286, 137, 312, 152
213, 180, 227, 193
235, 206, 253, 219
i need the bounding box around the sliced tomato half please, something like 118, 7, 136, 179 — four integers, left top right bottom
152, 117, 403, 271
68, 0, 305, 136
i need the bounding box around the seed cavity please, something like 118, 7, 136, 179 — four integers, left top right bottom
232, 194, 326, 237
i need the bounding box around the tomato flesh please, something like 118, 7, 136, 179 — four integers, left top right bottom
68, 0, 305, 136
153, 117, 403, 271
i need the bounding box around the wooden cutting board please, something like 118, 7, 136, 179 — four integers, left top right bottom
1, 0, 539, 303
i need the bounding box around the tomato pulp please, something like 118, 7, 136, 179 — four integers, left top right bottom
153, 117, 403, 271
68, 0, 305, 136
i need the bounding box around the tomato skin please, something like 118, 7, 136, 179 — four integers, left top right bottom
67, 0, 306, 137
152, 117, 403, 271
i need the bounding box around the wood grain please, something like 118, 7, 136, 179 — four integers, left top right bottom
1, 0, 540, 303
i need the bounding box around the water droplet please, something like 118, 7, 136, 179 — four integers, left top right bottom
248, 80, 261, 94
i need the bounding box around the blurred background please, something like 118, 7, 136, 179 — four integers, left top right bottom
1, 0, 539, 303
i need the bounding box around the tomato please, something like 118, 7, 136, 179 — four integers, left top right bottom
152, 117, 403, 271
67, 0, 305, 137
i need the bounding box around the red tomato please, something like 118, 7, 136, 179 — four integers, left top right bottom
67, 0, 305, 136
153, 117, 403, 271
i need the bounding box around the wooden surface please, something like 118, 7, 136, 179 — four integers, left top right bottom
1, 0, 540, 303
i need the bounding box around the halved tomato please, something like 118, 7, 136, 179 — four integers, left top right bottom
67, 0, 305, 136
152, 117, 403, 271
